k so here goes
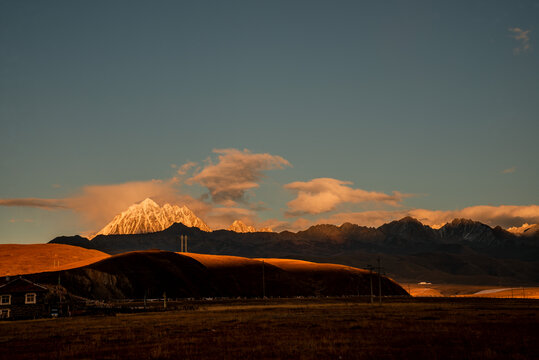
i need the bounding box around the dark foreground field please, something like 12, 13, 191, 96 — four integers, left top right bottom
1, 298, 537, 360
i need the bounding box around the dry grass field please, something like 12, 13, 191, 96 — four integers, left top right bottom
404, 283, 539, 299
1, 298, 537, 360
0, 244, 109, 277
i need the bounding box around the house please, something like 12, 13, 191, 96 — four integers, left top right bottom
0, 277, 49, 320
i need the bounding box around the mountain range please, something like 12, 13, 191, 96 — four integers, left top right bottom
228, 220, 272, 233
51, 214, 539, 286
93, 198, 272, 236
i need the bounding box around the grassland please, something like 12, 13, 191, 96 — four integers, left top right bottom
404, 283, 539, 299
1, 297, 537, 359
0, 244, 109, 277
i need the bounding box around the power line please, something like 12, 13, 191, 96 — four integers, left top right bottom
366, 264, 374, 304
262, 260, 266, 298
377, 256, 382, 305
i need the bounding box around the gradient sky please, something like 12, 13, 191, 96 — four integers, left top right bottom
1, 0, 538, 244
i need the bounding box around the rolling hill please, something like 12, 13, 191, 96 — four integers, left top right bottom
50, 217, 539, 285
25, 250, 407, 300
0, 244, 109, 277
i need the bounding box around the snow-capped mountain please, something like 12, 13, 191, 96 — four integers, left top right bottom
228, 220, 256, 233
507, 223, 539, 237
94, 198, 211, 237
227, 220, 272, 233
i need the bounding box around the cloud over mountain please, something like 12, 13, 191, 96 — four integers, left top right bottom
187, 148, 291, 205
1, 147, 537, 234
316, 205, 539, 229
284, 178, 408, 216
0, 179, 208, 230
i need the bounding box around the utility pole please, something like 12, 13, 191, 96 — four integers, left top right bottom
367, 265, 374, 304
262, 260, 266, 298
144, 289, 147, 309
377, 256, 382, 305
163, 291, 167, 310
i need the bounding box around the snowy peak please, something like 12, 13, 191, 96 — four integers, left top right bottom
228, 220, 256, 233
94, 198, 211, 237
139, 198, 158, 207
507, 223, 539, 236
227, 220, 272, 233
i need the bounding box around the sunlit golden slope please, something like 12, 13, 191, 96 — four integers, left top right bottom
185, 253, 261, 268
186, 253, 371, 275
259, 258, 370, 273
0, 244, 109, 277
404, 283, 539, 299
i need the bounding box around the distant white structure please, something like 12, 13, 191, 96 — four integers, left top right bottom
180, 235, 188, 252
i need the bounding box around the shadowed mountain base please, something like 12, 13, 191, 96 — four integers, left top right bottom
50, 218, 539, 285
26, 250, 407, 300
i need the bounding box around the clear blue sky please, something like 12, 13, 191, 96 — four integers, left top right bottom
1, 0, 538, 243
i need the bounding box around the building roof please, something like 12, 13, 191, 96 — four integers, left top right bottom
0, 277, 48, 294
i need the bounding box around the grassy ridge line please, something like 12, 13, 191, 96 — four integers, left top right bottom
0, 244, 109, 277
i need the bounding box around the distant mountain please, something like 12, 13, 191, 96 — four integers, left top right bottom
94, 198, 211, 236
521, 224, 539, 237
228, 220, 273, 233
50, 217, 539, 285
228, 220, 256, 233
507, 223, 539, 236
522, 224, 539, 237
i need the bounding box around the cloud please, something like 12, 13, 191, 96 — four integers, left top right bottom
410, 205, 539, 229
187, 148, 291, 205
0, 179, 201, 228
177, 161, 198, 176
0, 148, 289, 232
0, 198, 67, 209
284, 178, 409, 216
502, 167, 516, 174
0, 178, 264, 231
64, 180, 181, 226
508, 27, 531, 55
7, 218, 34, 224
316, 205, 539, 229
203, 206, 257, 230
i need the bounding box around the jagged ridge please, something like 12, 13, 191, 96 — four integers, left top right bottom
94, 198, 211, 236
228, 220, 272, 233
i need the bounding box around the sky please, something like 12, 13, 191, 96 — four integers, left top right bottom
1, 0, 538, 244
